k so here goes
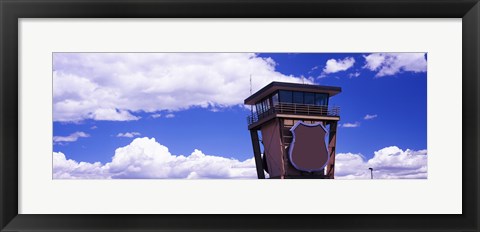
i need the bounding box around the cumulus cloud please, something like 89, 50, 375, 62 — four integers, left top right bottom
53, 138, 426, 180
116, 132, 141, 138
151, 114, 162, 118
165, 113, 175, 118
363, 53, 427, 77
322, 57, 355, 74
335, 146, 427, 179
53, 152, 109, 179
53, 137, 258, 179
341, 122, 360, 128
334, 153, 369, 178
53, 53, 311, 122
364, 114, 378, 120
53, 131, 89, 143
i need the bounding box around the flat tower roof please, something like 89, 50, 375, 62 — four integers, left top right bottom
244, 81, 342, 105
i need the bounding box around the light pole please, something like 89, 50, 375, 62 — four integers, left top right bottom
368, 167, 373, 179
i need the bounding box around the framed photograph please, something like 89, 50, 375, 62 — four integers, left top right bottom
1, 0, 479, 231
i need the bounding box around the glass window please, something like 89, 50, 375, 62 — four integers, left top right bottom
292, 91, 304, 104
264, 99, 270, 110
304, 92, 314, 105
279, 90, 292, 103
272, 93, 279, 106
315, 93, 329, 106
256, 103, 263, 114
261, 101, 266, 113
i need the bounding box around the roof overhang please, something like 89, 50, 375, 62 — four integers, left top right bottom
244, 81, 342, 105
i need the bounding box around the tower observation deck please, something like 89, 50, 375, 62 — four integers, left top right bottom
245, 81, 341, 179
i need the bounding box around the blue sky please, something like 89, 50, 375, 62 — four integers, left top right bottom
52, 53, 427, 179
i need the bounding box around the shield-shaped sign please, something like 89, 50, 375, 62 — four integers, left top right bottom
288, 121, 329, 172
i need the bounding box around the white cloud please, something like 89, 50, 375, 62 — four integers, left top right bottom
53, 131, 89, 143
53, 152, 109, 179
151, 113, 162, 118
363, 54, 385, 71
308, 66, 319, 74
53, 53, 312, 122
364, 114, 378, 120
322, 57, 355, 74
335, 146, 427, 179
341, 122, 360, 128
116, 132, 141, 138
165, 113, 175, 118
53, 139, 426, 180
53, 137, 258, 179
90, 126, 97, 130
91, 108, 140, 121
348, 72, 360, 78
334, 152, 369, 179
363, 53, 427, 77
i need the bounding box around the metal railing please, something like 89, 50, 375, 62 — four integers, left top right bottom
247, 103, 340, 125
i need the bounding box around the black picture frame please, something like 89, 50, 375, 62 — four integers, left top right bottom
1, 0, 478, 231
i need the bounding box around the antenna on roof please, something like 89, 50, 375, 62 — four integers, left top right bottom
250, 74, 252, 95
250, 75, 253, 117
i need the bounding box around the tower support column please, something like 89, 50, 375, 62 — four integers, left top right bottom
326, 121, 338, 179
249, 129, 265, 179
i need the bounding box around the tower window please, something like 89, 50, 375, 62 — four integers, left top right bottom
304, 92, 315, 105
279, 90, 293, 103
315, 93, 329, 106
292, 91, 303, 104
272, 93, 279, 106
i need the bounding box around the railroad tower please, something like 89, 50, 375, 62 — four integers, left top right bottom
245, 82, 341, 179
